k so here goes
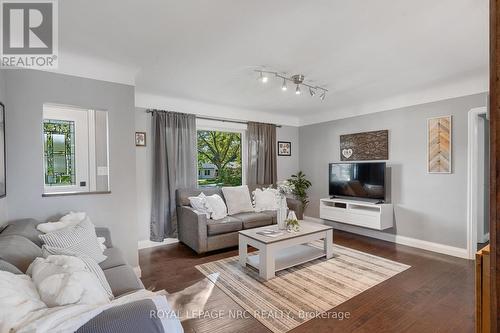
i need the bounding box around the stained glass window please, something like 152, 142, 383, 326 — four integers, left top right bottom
43, 119, 76, 186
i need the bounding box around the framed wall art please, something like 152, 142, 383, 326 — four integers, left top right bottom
278, 141, 291, 156
427, 115, 451, 173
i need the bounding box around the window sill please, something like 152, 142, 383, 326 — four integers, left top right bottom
42, 191, 111, 197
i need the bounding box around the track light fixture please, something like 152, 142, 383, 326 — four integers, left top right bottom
281, 78, 287, 91
254, 69, 327, 100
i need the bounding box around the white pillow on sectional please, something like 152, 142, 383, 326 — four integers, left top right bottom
188, 192, 212, 218
37, 211, 91, 234
29, 255, 110, 307
0, 271, 47, 332
253, 188, 279, 212
221, 185, 255, 215
204, 194, 227, 220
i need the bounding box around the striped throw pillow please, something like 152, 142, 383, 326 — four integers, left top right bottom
42, 246, 114, 299
39, 217, 107, 264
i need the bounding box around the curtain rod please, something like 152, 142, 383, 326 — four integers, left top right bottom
145, 109, 282, 128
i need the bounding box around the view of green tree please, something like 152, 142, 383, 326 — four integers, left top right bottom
197, 130, 242, 186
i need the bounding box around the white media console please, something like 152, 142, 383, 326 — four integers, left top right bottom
319, 198, 393, 230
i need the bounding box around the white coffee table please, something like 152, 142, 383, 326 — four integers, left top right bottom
238, 220, 334, 280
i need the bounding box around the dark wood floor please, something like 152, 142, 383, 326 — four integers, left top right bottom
139, 230, 475, 333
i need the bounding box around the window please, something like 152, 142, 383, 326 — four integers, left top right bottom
197, 123, 246, 187
42, 104, 110, 195
44, 120, 76, 186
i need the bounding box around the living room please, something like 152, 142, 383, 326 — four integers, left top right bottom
0, 1, 498, 332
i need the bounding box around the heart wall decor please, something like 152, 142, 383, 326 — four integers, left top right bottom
342, 149, 353, 159
340, 130, 389, 161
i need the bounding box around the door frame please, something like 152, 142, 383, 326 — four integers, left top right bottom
467, 107, 488, 259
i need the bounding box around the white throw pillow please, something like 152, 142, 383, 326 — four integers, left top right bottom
39, 217, 107, 263
41, 246, 114, 300
222, 185, 255, 215
188, 192, 212, 218
204, 194, 228, 220
253, 188, 279, 212
37, 211, 89, 234
0, 271, 47, 333
29, 255, 110, 307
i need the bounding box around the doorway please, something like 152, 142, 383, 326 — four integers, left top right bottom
467, 106, 490, 259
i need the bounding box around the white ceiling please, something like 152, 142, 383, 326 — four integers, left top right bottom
56, 0, 489, 126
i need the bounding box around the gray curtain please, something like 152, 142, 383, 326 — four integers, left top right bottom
150, 110, 197, 241
247, 122, 277, 185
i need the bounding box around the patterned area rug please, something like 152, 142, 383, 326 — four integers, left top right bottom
196, 242, 410, 333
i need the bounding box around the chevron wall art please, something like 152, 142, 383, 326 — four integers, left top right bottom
427, 115, 452, 173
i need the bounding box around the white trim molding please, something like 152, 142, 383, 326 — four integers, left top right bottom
305, 216, 469, 259
138, 238, 179, 250
467, 106, 489, 259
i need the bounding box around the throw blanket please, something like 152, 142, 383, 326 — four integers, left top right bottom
10, 290, 182, 333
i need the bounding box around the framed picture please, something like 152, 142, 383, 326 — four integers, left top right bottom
135, 132, 146, 147
427, 115, 452, 173
278, 141, 291, 156
0, 102, 5, 197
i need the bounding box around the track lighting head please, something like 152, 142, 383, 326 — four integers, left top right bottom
309, 88, 316, 97
281, 79, 287, 91
258, 71, 268, 83
320, 91, 326, 101
295, 84, 301, 95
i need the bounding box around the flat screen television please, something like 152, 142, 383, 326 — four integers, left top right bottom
329, 162, 386, 200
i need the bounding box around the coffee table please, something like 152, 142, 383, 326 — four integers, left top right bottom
238, 220, 334, 280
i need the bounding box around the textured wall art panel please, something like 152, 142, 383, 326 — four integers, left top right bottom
340, 130, 389, 161
427, 115, 451, 173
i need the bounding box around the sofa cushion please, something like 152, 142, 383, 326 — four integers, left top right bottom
0, 259, 23, 274
1, 219, 43, 246
221, 185, 255, 215
99, 247, 127, 270
232, 212, 273, 229
261, 210, 277, 223
207, 216, 242, 236
103, 265, 144, 297
0, 235, 42, 272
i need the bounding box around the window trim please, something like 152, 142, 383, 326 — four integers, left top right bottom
196, 119, 247, 186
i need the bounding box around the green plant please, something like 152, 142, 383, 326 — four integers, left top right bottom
287, 171, 312, 209
286, 218, 300, 232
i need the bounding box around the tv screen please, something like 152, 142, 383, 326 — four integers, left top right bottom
329, 162, 386, 200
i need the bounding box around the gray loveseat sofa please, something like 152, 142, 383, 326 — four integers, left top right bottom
0, 218, 181, 333
176, 184, 304, 254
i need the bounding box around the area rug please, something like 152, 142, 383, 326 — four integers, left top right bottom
195, 242, 410, 333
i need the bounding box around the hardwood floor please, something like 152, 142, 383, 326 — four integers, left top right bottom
139, 230, 475, 333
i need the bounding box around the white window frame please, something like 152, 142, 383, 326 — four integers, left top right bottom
42, 104, 100, 194
196, 119, 248, 186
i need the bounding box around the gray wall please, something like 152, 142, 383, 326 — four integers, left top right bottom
299, 93, 487, 249
4, 70, 139, 266
135, 107, 300, 241
0, 70, 6, 227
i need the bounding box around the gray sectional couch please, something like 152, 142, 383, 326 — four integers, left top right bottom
176, 184, 303, 254
0, 218, 179, 333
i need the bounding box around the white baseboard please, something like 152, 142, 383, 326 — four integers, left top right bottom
138, 238, 179, 250
304, 216, 469, 259
133, 266, 142, 278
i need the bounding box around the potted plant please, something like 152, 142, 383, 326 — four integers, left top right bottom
288, 171, 312, 210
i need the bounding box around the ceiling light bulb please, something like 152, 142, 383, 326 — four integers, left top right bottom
258, 71, 268, 83
295, 84, 301, 95
281, 79, 287, 91
309, 88, 316, 97
320, 91, 326, 101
